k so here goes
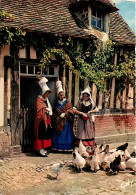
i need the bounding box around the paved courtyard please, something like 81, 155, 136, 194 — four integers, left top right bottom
0, 142, 135, 195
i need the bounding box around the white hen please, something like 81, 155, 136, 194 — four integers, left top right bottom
126, 157, 136, 171
91, 146, 100, 172
78, 140, 89, 158
73, 149, 86, 171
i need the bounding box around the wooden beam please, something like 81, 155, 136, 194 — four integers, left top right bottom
7, 68, 11, 119
110, 78, 115, 109
98, 91, 103, 109
74, 71, 79, 106
68, 70, 72, 101
92, 83, 97, 106
62, 65, 66, 94
126, 84, 134, 109
116, 91, 121, 109
122, 87, 126, 109
110, 53, 117, 109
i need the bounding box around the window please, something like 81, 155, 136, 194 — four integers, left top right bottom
19, 62, 58, 78
91, 9, 103, 30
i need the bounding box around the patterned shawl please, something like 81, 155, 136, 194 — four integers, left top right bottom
53, 99, 74, 133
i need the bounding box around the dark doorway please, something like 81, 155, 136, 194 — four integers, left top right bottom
20, 77, 57, 152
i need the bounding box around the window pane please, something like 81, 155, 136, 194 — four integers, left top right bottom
35, 66, 40, 74
28, 66, 34, 74
92, 9, 96, 16
43, 68, 48, 75
91, 16, 97, 27
20, 65, 26, 73
97, 12, 102, 18
49, 67, 54, 75
97, 18, 102, 28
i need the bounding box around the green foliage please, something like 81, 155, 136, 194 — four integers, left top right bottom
0, 9, 14, 20
0, 27, 26, 48
0, 10, 26, 48
39, 37, 134, 93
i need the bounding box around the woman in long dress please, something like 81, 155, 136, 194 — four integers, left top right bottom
73, 87, 98, 148
52, 81, 75, 150
34, 77, 52, 156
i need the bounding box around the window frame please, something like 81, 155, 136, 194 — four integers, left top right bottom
91, 9, 104, 31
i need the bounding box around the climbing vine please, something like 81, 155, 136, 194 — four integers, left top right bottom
0, 10, 26, 48
39, 37, 135, 93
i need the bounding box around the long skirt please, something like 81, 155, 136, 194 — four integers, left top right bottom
34, 119, 52, 150
76, 116, 95, 148
52, 120, 75, 150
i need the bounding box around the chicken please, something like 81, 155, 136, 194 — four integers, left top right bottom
86, 146, 93, 155
72, 149, 86, 172
51, 163, 63, 179
119, 155, 126, 170
91, 145, 100, 172
78, 140, 89, 158
125, 157, 136, 172
109, 143, 129, 155
116, 143, 128, 151
101, 161, 110, 171
107, 150, 124, 163
99, 145, 109, 164
110, 155, 121, 174
99, 144, 104, 153
130, 151, 136, 158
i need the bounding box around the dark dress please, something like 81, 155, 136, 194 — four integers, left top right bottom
76, 100, 95, 148
34, 96, 52, 150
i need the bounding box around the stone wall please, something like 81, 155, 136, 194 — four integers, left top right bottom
0, 127, 11, 157
95, 114, 135, 137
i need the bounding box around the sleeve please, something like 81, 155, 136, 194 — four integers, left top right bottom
75, 100, 82, 111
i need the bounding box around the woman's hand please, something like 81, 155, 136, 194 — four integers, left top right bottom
82, 113, 88, 118
60, 113, 65, 118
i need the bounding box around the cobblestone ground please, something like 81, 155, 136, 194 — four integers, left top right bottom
0, 142, 135, 195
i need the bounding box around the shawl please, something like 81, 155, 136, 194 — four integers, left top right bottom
53, 99, 74, 133
35, 96, 49, 130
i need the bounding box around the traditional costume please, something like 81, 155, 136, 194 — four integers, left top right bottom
52, 81, 75, 150
34, 77, 52, 156
75, 87, 97, 148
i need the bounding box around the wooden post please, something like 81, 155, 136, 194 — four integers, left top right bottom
110, 53, 117, 109
68, 69, 72, 101
126, 84, 134, 109
62, 65, 66, 94
98, 91, 103, 109
116, 91, 121, 109
110, 78, 115, 109
7, 68, 11, 120
92, 83, 97, 106
74, 71, 79, 106
122, 87, 126, 109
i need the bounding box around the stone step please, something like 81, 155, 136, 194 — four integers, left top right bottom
10, 145, 23, 157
